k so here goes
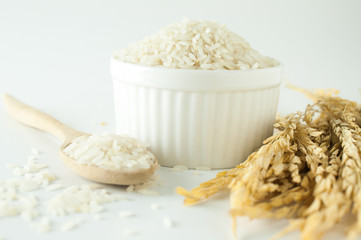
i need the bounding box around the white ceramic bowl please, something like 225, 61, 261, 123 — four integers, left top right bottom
111, 58, 282, 169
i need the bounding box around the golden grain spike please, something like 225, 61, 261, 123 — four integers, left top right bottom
176, 86, 361, 240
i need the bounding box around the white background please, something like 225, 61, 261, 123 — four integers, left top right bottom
0, 0, 361, 239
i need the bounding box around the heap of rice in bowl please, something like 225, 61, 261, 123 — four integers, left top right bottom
115, 18, 279, 70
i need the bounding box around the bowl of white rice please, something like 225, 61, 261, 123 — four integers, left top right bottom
111, 19, 282, 169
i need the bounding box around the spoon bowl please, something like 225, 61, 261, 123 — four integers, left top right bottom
2, 94, 158, 185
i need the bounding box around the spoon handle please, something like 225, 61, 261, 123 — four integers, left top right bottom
2, 94, 78, 142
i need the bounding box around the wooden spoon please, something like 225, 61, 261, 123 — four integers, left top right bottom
2, 94, 158, 185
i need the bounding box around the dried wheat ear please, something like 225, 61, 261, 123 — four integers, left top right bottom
177, 87, 361, 240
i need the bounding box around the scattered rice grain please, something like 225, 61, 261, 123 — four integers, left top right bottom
151, 203, 161, 210
93, 214, 102, 221
31, 148, 40, 155
163, 216, 174, 228
122, 228, 139, 236
61, 218, 83, 232
5, 163, 20, 169
171, 165, 188, 171
194, 166, 212, 171
45, 184, 63, 192
118, 211, 135, 218
30, 217, 51, 233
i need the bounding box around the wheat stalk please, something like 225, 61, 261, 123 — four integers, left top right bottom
177, 87, 361, 240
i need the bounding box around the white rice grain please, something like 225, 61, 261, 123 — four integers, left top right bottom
63, 133, 156, 171
0, 201, 19, 217
30, 217, 51, 233
171, 165, 188, 171
93, 214, 102, 221
195, 166, 212, 171
122, 228, 138, 236
31, 148, 40, 155
118, 211, 135, 218
5, 163, 20, 169
21, 208, 39, 221
61, 218, 83, 232
163, 216, 174, 229
46, 184, 63, 192
151, 203, 161, 210
46, 185, 120, 216
137, 189, 159, 196
115, 19, 279, 70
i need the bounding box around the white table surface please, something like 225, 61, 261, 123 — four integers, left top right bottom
1, 0, 361, 239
